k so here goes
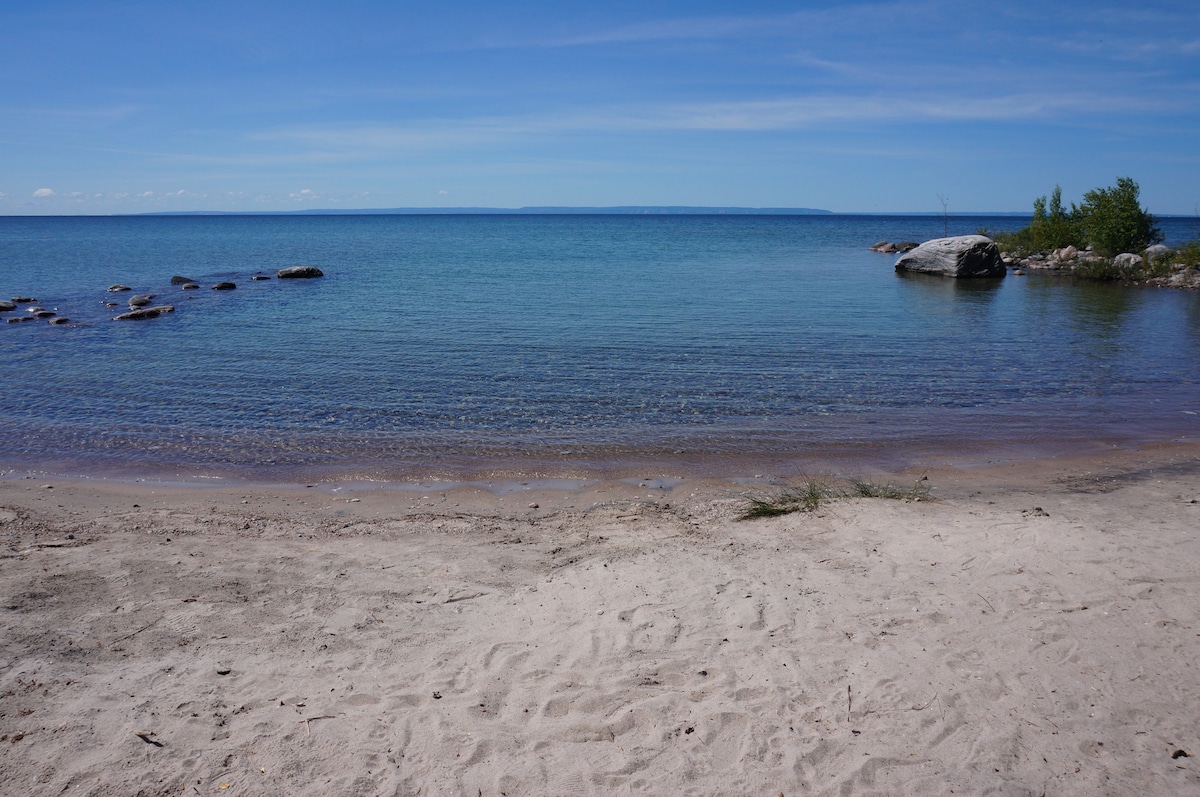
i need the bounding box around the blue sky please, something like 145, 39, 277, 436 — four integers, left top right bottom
2, 1, 1198, 215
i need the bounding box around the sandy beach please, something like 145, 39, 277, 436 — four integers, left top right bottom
2, 443, 1198, 796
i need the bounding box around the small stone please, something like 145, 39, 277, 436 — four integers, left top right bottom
106, 285, 132, 292
528, 502, 539, 509
181, 283, 200, 290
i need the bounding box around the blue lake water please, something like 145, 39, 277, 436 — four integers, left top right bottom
2, 214, 1199, 482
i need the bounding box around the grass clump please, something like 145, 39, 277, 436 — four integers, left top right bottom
739, 478, 840, 519
739, 476, 930, 520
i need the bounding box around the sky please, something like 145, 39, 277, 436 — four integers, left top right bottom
2, 1, 1199, 215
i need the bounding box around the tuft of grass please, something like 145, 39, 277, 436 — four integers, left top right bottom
739, 476, 930, 520
849, 478, 931, 501
739, 478, 840, 519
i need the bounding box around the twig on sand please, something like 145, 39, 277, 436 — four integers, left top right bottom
300, 715, 338, 736
112, 616, 163, 645
977, 593, 996, 613
847, 684, 852, 722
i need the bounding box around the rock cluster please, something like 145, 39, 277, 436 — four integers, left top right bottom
1001, 245, 1200, 288
3, 267, 326, 327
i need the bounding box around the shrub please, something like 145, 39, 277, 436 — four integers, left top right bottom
1073, 177, 1162, 257
986, 178, 1162, 258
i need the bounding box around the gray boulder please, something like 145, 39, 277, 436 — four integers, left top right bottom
170, 275, 197, 285
1113, 253, 1143, 268
128, 294, 155, 307
212, 282, 237, 290
107, 284, 132, 292
1145, 244, 1171, 258
895, 235, 1004, 278
0, 301, 15, 312
277, 266, 324, 279
181, 283, 200, 290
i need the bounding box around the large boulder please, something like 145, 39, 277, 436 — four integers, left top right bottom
277, 266, 324, 279
895, 235, 1004, 278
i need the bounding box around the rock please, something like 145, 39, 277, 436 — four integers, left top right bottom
6, 316, 34, 323
212, 282, 237, 290
1113, 253, 1143, 268
128, 294, 155, 307
1145, 244, 1171, 257
144, 305, 176, 314
869, 240, 889, 251
114, 308, 162, 320
251, 275, 271, 281
895, 241, 920, 252
107, 284, 132, 292
181, 283, 200, 290
1053, 245, 1078, 262
0, 301, 15, 312
48, 317, 71, 325
12, 296, 37, 303
170, 275, 197, 285
878, 242, 897, 253
277, 266, 324, 279
1012, 269, 1025, 276
894, 235, 1005, 278
33, 310, 56, 318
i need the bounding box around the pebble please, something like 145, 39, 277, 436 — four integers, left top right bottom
528, 502, 539, 508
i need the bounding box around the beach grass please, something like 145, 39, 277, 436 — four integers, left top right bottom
739, 475, 930, 520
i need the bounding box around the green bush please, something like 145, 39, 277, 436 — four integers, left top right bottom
986, 178, 1162, 258
1030, 185, 1085, 251
1175, 239, 1200, 268
1074, 177, 1162, 257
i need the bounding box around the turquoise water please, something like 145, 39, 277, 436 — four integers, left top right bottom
2, 214, 1199, 481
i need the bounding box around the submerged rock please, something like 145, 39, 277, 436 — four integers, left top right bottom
48, 317, 72, 325
11, 296, 37, 303
277, 266, 324, 279
7, 316, 35, 323
251, 275, 271, 281
170, 275, 197, 285
181, 283, 200, 290
895, 235, 1004, 278
144, 305, 176, 314
114, 308, 163, 320
107, 285, 132, 292
212, 282, 237, 290
0, 301, 16, 312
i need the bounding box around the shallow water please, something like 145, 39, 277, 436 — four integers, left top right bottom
2, 214, 1198, 481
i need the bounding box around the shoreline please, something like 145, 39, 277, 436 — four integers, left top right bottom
2, 441, 1198, 793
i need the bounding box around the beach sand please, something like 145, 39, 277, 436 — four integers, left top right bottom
2, 444, 1198, 795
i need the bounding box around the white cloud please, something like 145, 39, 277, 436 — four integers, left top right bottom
141, 190, 155, 197
33, 188, 55, 197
